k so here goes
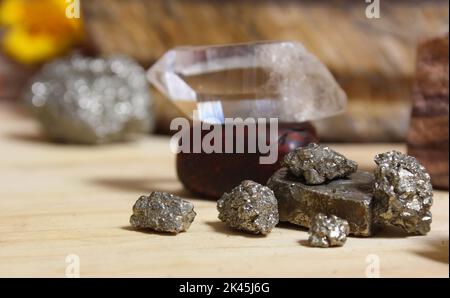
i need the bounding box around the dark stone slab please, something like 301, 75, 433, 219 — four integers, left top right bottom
267, 168, 375, 236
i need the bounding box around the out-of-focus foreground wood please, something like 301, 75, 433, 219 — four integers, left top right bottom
82, 0, 449, 141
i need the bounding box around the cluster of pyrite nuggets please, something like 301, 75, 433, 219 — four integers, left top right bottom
276, 143, 358, 246
26, 55, 154, 144
128, 144, 433, 246
270, 143, 434, 246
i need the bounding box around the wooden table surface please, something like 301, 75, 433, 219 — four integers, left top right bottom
0, 103, 448, 277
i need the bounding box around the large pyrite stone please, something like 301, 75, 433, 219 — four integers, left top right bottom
373, 151, 433, 235
267, 168, 375, 236
217, 180, 279, 235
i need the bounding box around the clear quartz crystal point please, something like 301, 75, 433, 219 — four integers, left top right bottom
147, 41, 347, 123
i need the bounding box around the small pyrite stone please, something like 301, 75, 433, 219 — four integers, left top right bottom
130, 191, 196, 233
308, 213, 350, 248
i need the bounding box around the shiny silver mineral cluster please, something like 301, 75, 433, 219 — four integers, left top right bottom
283, 143, 358, 185
130, 191, 196, 233
26, 55, 153, 144
268, 143, 435, 247
217, 180, 279, 235
373, 150, 433, 235
308, 213, 350, 248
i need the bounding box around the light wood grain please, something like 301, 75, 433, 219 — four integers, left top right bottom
0, 103, 448, 277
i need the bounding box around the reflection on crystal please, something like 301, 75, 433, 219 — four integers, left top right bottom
148, 41, 347, 123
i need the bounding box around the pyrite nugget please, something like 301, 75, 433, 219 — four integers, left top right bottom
373, 151, 433, 235
130, 192, 196, 233
217, 180, 279, 235
26, 55, 153, 144
267, 169, 375, 236
308, 213, 350, 248
283, 143, 358, 185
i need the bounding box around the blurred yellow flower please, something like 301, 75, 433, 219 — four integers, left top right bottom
0, 0, 84, 65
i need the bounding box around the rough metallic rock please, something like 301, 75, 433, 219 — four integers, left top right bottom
217, 180, 279, 235
26, 55, 153, 144
267, 169, 375, 236
308, 213, 349, 248
373, 150, 433, 235
130, 192, 196, 233
283, 143, 358, 185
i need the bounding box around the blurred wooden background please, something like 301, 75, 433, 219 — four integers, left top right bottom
82, 0, 449, 142
2, 0, 448, 142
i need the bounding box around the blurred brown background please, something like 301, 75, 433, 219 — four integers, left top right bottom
1, 0, 449, 142
82, 0, 449, 142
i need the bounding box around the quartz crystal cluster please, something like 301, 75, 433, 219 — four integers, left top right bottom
26, 56, 153, 144
283, 143, 358, 184
308, 213, 350, 248
217, 180, 279, 235
130, 192, 196, 233
373, 151, 433, 235
147, 41, 347, 123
